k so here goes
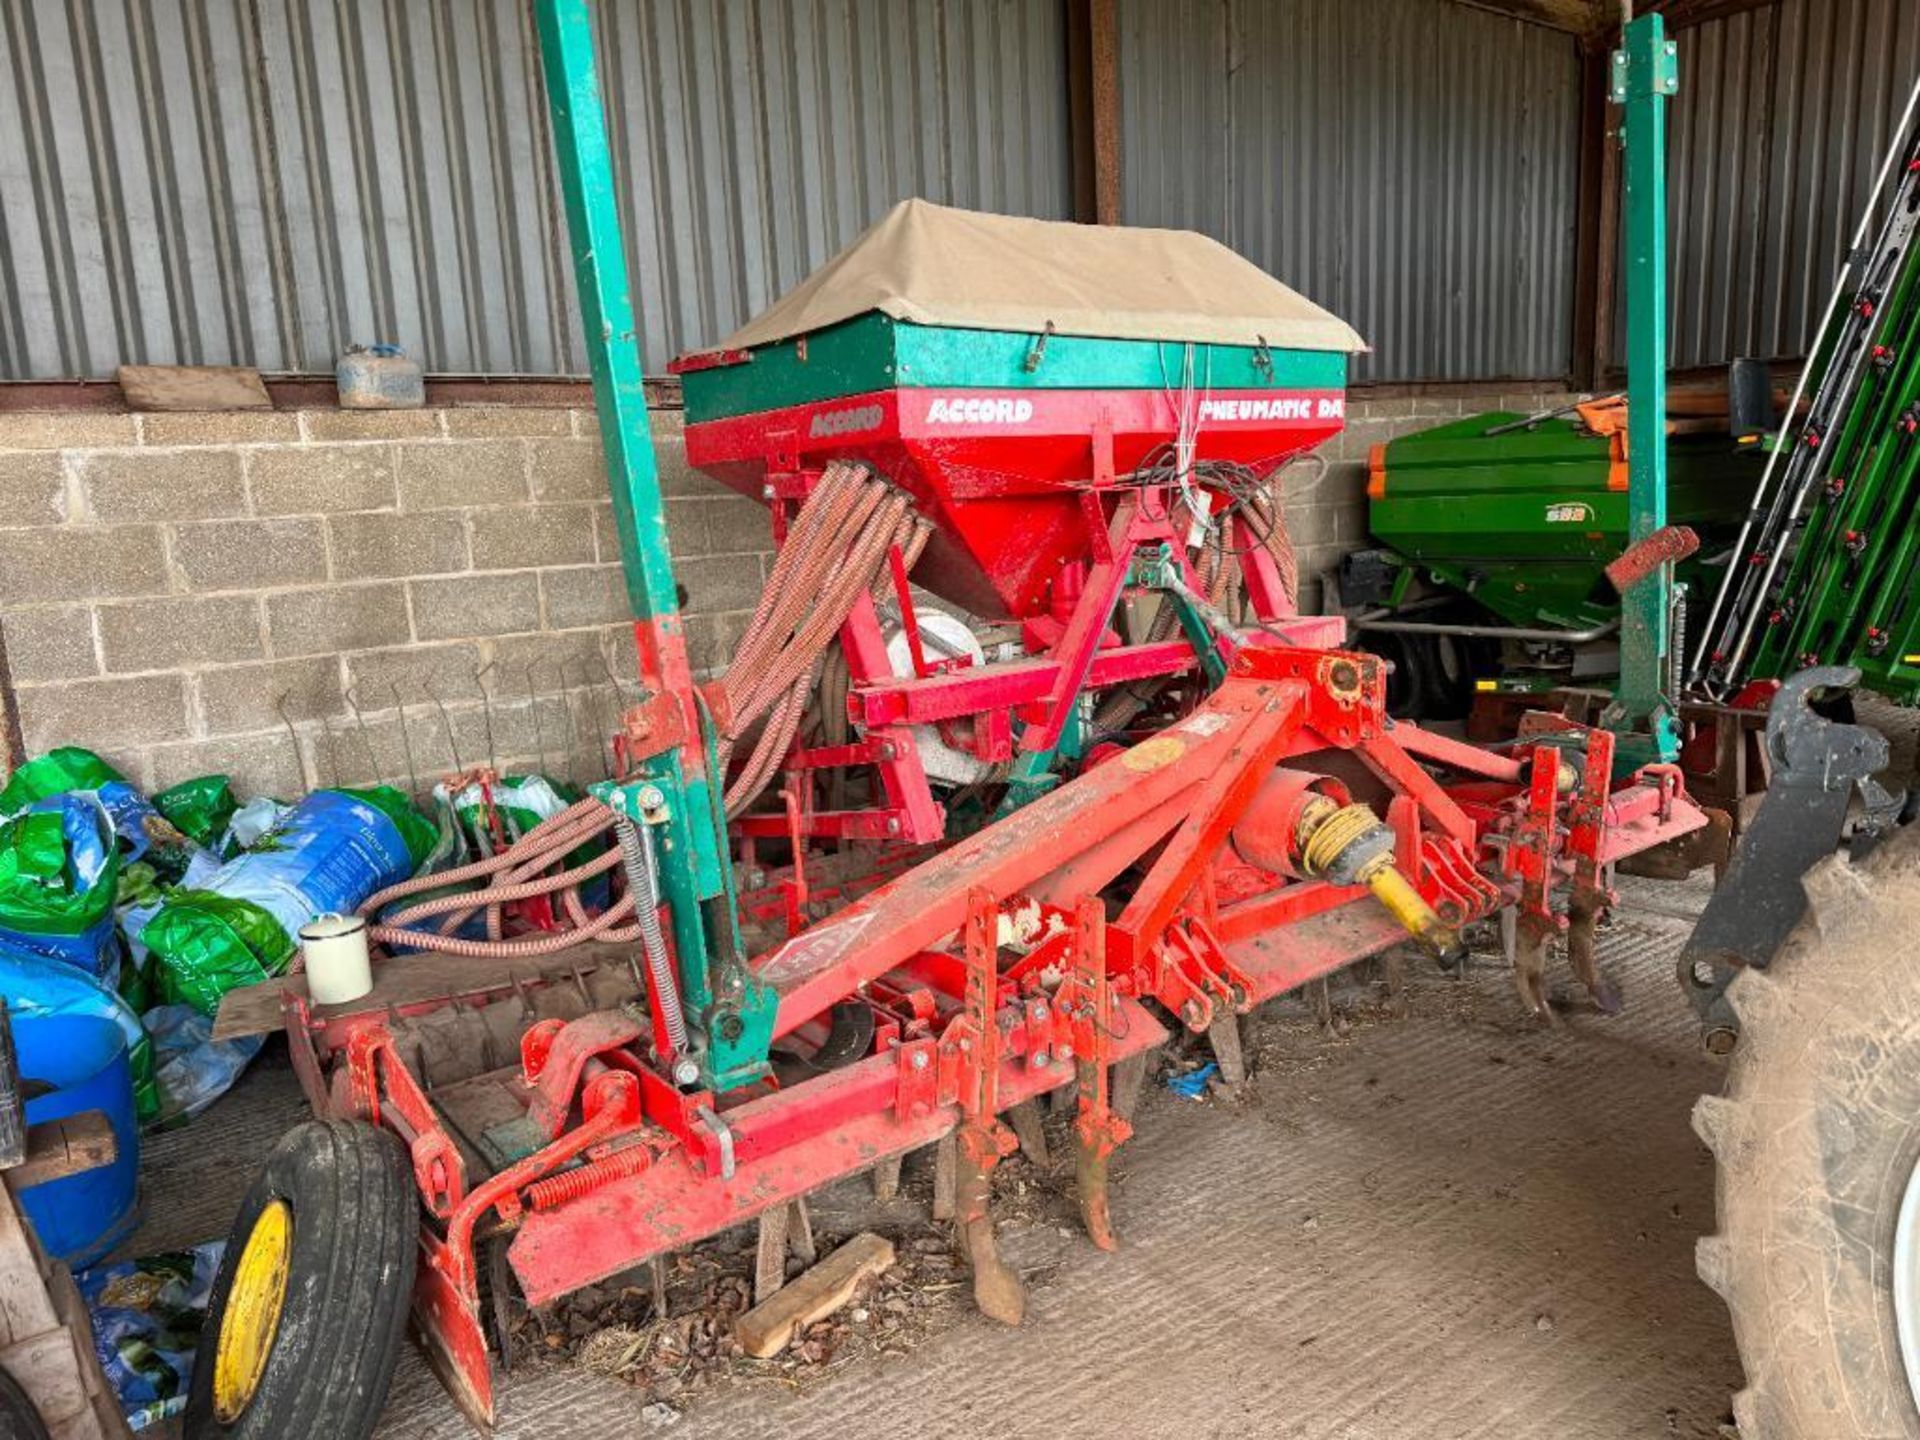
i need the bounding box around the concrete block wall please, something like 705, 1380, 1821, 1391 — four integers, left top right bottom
0, 383, 1567, 798
0, 405, 773, 798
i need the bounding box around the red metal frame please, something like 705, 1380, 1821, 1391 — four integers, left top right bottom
283, 627, 1710, 1425
704, 378, 1352, 848
257, 369, 1728, 1425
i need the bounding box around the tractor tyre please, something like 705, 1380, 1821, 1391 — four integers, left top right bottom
184, 1119, 416, 1440
0, 1365, 51, 1440
1696, 823, 1920, 1437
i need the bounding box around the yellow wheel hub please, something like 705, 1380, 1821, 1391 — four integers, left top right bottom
212, 1198, 294, 1423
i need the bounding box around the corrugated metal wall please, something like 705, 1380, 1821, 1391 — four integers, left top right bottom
0, 0, 1072, 380
1119, 0, 1582, 383
1664, 0, 1920, 369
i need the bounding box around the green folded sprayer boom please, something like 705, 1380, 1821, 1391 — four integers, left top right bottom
1693, 83, 1920, 702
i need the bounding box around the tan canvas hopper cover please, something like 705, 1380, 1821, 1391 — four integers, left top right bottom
716, 199, 1368, 355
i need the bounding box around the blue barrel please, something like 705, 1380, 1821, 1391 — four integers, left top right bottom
15, 1014, 140, 1268
336, 343, 424, 410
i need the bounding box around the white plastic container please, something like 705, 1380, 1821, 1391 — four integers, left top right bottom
299, 913, 373, 1006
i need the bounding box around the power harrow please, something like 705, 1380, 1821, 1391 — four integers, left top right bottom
200, 4, 1716, 1432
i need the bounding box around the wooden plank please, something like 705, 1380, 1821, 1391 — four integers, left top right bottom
0, 1199, 58, 1343
214, 941, 643, 1041
0, 1113, 116, 1194
1647, 0, 1775, 30
0, 1329, 86, 1423
0, 999, 25, 1171
1451, 0, 1609, 34
116, 363, 272, 411
734, 1232, 894, 1359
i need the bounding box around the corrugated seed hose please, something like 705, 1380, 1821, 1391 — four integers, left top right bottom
354, 463, 930, 958
712, 460, 931, 818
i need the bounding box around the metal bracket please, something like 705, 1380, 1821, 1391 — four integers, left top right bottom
1679, 666, 1894, 1046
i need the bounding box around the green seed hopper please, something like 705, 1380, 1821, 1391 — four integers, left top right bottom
1365, 411, 1762, 637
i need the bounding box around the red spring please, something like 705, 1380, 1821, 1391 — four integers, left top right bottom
524, 1145, 653, 1211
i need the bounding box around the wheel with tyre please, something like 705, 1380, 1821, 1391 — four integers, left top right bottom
1360, 632, 1430, 719
185, 1119, 417, 1440
1696, 823, 1920, 1436
0, 1365, 51, 1440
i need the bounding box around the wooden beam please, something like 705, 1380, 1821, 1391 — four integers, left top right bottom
1593, 38, 1626, 390
1645, 0, 1776, 32
1066, 0, 1121, 225
1449, 0, 1611, 36
1570, 36, 1614, 391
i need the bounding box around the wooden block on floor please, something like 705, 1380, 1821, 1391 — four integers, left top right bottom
2, 1112, 117, 1195
117, 363, 272, 411
734, 1232, 894, 1360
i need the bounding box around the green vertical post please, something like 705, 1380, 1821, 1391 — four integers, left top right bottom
1604, 14, 1682, 763
532, 0, 774, 1090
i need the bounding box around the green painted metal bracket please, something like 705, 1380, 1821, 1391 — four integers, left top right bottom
1602, 13, 1682, 767
534, 0, 773, 1091
1135, 548, 1233, 688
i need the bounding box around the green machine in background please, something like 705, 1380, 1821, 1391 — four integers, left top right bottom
1357, 405, 1762, 706
1355, 15, 1769, 740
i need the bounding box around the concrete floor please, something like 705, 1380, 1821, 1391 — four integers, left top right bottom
134, 876, 1742, 1439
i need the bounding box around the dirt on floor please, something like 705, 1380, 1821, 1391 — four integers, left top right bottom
131, 873, 1742, 1439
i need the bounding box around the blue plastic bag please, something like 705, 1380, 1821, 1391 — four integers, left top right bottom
142, 1004, 264, 1128
74, 1241, 224, 1431
1164, 1061, 1219, 1099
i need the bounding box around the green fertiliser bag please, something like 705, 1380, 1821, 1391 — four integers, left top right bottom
0, 747, 126, 818
141, 891, 297, 1017
142, 786, 432, 1016
151, 776, 239, 851
0, 798, 122, 979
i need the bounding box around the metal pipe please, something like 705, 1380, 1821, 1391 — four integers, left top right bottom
1354, 611, 1619, 644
